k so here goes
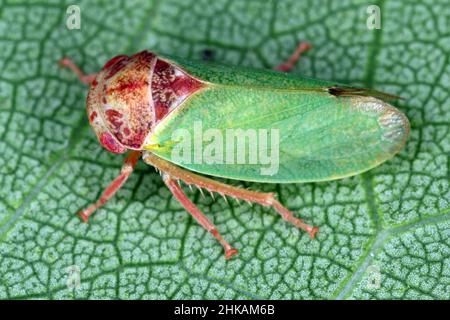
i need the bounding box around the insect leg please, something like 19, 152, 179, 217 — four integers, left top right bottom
143, 153, 318, 238
162, 174, 238, 259
274, 42, 311, 72
59, 57, 97, 84
78, 151, 141, 222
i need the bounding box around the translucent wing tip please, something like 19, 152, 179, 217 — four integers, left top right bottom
350, 96, 410, 156
379, 104, 410, 152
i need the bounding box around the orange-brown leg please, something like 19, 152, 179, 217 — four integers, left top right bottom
59, 57, 97, 84
143, 152, 318, 239
163, 174, 238, 259
79, 151, 141, 222
274, 42, 312, 72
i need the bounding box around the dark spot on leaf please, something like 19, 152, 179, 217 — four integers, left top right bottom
201, 49, 216, 61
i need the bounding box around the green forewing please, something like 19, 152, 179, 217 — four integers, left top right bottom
148, 56, 409, 183
162, 54, 333, 90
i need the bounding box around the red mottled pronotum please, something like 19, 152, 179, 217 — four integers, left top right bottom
59, 44, 409, 259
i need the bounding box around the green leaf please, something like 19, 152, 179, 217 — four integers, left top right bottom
0, 0, 448, 299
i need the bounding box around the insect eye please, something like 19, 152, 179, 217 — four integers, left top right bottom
99, 132, 127, 154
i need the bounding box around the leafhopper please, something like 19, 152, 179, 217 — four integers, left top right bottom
60, 44, 409, 259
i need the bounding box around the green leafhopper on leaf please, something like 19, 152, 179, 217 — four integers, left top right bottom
59, 43, 409, 259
